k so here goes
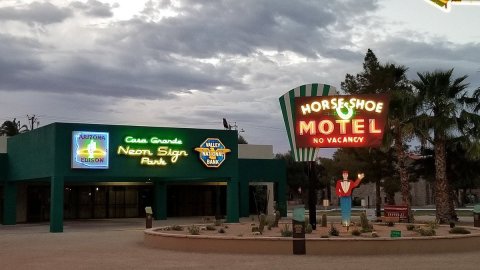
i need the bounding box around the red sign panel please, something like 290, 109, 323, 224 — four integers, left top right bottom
294, 94, 390, 148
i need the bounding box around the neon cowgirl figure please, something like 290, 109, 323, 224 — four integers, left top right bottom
335, 170, 364, 226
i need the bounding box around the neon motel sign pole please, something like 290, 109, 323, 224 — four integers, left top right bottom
280, 84, 390, 232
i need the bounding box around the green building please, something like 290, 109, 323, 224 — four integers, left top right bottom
0, 123, 286, 232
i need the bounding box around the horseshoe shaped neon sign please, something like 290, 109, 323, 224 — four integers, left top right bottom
336, 106, 354, 120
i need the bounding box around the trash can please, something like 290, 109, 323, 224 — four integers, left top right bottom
292, 207, 306, 255
145, 206, 153, 229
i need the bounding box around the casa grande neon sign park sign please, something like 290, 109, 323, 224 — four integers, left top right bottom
117, 135, 188, 166
295, 94, 389, 148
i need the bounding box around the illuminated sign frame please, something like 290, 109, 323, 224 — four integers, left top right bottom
294, 94, 390, 148
71, 131, 109, 169
195, 138, 231, 168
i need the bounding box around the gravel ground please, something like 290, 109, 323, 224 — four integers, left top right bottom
1, 217, 480, 270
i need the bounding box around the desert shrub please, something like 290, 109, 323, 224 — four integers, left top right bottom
426, 220, 439, 230
218, 228, 226, 234
170, 225, 183, 231
371, 231, 379, 238
416, 227, 436, 236
449, 227, 471, 234
360, 227, 372, 233
206, 225, 216, 231
280, 224, 293, 237
328, 223, 339, 236
406, 224, 415, 231
351, 229, 361, 236
214, 219, 223, 226
251, 226, 259, 232
320, 235, 330, 238
187, 225, 200, 235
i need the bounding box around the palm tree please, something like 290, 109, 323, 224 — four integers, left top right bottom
412, 69, 480, 223
342, 50, 417, 218
0, 118, 29, 136
379, 64, 417, 213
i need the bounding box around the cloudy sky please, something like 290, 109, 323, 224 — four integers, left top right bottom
0, 0, 479, 155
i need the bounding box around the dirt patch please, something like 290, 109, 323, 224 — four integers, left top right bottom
153, 219, 472, 239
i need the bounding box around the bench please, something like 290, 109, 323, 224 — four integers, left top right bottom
383, 205, 409, 223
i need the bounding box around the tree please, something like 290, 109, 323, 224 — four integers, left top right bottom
238, 134, 248, 144
0, 118, 29, 136
446, 142, 480, 206
342, 49, 417, 216
412, 69, 480, 223
275, 152, 308, 200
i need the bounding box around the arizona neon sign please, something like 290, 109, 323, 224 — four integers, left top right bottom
294, 94, 389, 148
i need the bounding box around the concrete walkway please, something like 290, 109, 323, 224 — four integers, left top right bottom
1, 217, 480, 270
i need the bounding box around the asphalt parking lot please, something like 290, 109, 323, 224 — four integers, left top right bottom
1, 217, 480, 270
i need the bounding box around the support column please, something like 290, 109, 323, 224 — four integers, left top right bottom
266, 183, 274, 215
2, 181, 17, 225
154, 181, 167, 220
226, 178, 239, 223
50, 176, 64, 233
239, 179, 249, 217
277, 178, 287, 217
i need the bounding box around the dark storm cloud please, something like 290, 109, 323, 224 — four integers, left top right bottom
378, 37, 480, 63
70, 0, 117, 18
131, 0, 378, 58
0, 2, 72, 25
0, 0, 380, 99
373, 37, 480, 88
0, 34, 44, 87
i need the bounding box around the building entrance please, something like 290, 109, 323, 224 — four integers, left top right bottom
25, 184, 155, 221
64, 185, 154, 219
167, 184, 226, 217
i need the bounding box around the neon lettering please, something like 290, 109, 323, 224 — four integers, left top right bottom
117, 146, 153, 156
299, 98, 384, 115
298, 119, 381, 135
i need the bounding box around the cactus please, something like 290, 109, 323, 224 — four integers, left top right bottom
321, 213, 327, 227
274, 210, 281, 227
360, 212, 372, 233
306, 223, 313, 234
258, 213, 266, 234
360, 212, 368, 229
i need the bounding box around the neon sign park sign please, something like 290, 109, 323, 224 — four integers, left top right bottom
295, 94, 389, 148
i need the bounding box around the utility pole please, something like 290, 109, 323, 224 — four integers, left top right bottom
27, 115, 40, 130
